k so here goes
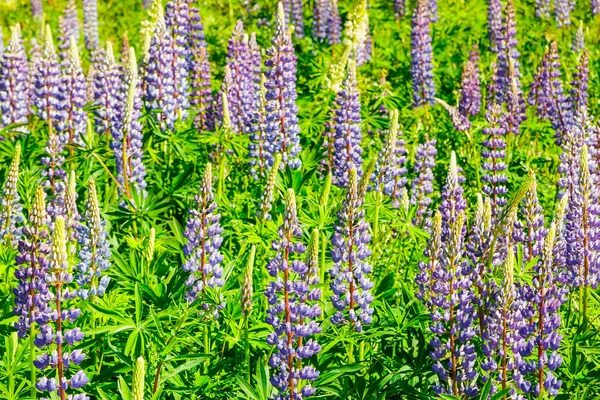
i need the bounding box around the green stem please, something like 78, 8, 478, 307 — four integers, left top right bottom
204, 324, 210, 374
244, 316, 250, 382
373, 192, 381, 245
30, 333, 36, 400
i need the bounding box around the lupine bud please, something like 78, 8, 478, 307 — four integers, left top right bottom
13, 186, 51, 338
115, 48, 147, 195
330, 168, 374, 332
75, 179, 111, 300
371, 109, 408, 207
83, 0, 99, 52
0, 26, 30, 131
132, 356, 145, 400
0, 144, 23, 245
410, 136, 437, 226
60, 37, 87, 145
332, 60, 363, 188
265, 188, 321, 398
411, 0, 435, 107
257, 154, 282, 221
264, 3, 302, 170
58, 0, 80, 65
241, 245, 256, 317
481, 103, 508, 214
182, 164, 225, 317
36, 217, 89, 399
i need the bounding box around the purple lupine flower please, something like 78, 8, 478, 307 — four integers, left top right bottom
513, 173, 547, 268
58, 0, 80, 66
570, 50, 589, 112
0, 144, 23, 246
536, 0, 551, 18
395, 0, 406, 19
75, 179, 111, 300
487, 0, 503, 52
415, 211, 442, 309
144, 8, 178, 130
182, 164, 225, 317
249, 75, 271, 177
31, 0, 43, 18
59, 37, 87, 145
34, 217, 89, 400
328, 0, 342, 45
189, 7, 215, 131
41, 128, 68, 219
559, 107, 590, 207
410, 0, 435, 107
572, 21, 585, 52
265, 188, 321, 398
83, 0, 99, 52
410, 136, 437, 226
332, 61, 363, 188
429, 0, 439, 22
371, 109, 408, 207
264, 3, 302, 169
312, 0, 331, 41
458, 47, 481, 117
114, 48, 146, 195
502, 59, 526, 135
594, 0, 600, 15
225, 20, 252, 134
481, 104, 508, 214
0, 26, 30, 131
426, 153, 477, 397
513, 223, 566, 397
437, 99, 471, 132
555, 0, 575, 27
247, 33, 262, 131
92, 42, 125, 137
493, 0, 520, 105
329, 168, 374, 332
165, 0, 191, 120
33, 26, 65, 133
564, 136, 600, 289
283, 0, 305, 38
13, 187, 51, 339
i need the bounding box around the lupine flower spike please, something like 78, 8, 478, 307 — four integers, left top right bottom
13, 186, 50, 339
249, 75, 270, 177
572, 20, 585, 52
411, 0, 435, 107
182, 164, 225, 317
241, 245, 256, 317
0, 144, 24, 246
93, 42, 125, 137
458, 48, 482, 117
35, 217, 89, 400
33, 26, 64, 132
570, 50, 589, 112
264, 3, 302, 169
555, 0, 575, 27
165, 0, 191, 121
83, 0, 99, 53
75, 179, 112, 300
265, 188, 321, 398
487, 0, 503, 52
410, 136, 437, 226
332, 60, 363, 188
132, 356, 145, 400
0, 25, 30, 131
31, 0, 43, 18
60, 37, 87, 146
481, 103, 508, 214
330, 167, 374, 332
58, 0, 80, 66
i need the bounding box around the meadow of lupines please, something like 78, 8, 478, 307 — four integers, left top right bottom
0, 0, 600, 398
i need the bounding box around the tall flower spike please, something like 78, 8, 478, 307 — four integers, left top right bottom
189, 13, 215, 132
558, 107, 588, 200
265, 188, 321, 399
225, 21, 252, 134
264, 3, 302, 170
410, 0, 435, 107
343, 0, 370, 66
182, 164, 225, 317
249, 74, 271, 177
503, 57, 526, 135
242, 245, 256, 317
257, 154, 282, 221
60, 37, 87, 145
114, 48, 147, 195
332, 60, 363, 188
75, 179, 111, 300
58, 0, 80, 65
458, 48, 481, 117
0, 144, 23, 245
35, 217, 89, 399
555, 0, 575, 27
144, 7, 178, 130
415, 211, 442, 308
165, 0, 191, 120
410, 136, 437, 226
312, 0, 331, 42
487, 0, 503, 52
371, 109, 408, 207
13, 186, 51, 339
31, 0, 43, 18
83, 0, 99, 52
481, 103, 508, 214
0, 25, 30, 131
33, 26, 64, 132
93, 42, 126, 137
283, 0, 305, 38
570, 50, 589, 113
572, 20, 585, 52
493, 0, 520, 105
328, 0, 342, 45
513, 171, 546, 267
536, 0, 551, 18
330, 168, 374, 332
